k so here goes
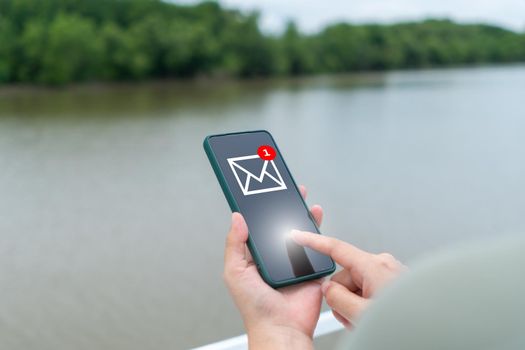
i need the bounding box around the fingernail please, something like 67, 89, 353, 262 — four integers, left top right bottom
231, 212, 243, 230
321, 280, 331, 294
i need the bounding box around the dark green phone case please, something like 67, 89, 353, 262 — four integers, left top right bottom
203, 130, 335, 288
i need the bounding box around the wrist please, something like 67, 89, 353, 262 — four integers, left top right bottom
247, 323, 313, 350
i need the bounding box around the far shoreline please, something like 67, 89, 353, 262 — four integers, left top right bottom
0, 63, 523, 97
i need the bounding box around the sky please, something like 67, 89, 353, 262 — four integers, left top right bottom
174, 0, 525, 33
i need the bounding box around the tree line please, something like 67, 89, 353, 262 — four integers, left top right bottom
0, 0, 524, 85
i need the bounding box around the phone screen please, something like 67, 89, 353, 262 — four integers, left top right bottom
207, 131, 334, 284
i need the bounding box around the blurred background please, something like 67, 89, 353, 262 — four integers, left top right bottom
0, 0, 524, 349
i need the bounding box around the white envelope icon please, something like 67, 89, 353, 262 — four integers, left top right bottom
227, 154, 287, 196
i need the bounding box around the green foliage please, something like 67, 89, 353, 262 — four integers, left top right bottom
0, 0, 523, 85
99, 22, 150, 80
0, 18, 14, 82
40, 13, 104, 84
220, 13, 275, 76
275, 21, 313, 75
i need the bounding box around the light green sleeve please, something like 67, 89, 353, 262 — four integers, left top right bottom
337, 235, 525, 350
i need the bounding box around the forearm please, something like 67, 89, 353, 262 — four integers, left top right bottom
247, 325, 313, 350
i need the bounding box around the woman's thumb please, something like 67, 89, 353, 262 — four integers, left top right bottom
322, 280, 369, 325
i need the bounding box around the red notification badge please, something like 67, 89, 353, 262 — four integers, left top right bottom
257, 145, 276, 161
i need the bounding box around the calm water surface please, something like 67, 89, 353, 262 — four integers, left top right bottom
1, 66, 524, 349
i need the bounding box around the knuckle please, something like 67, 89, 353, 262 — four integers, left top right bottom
375, 253, 399, 269
378, 252, 395, 261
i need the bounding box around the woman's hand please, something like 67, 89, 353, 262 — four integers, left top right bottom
291, 230, 406, 329
223, 186, 323, 350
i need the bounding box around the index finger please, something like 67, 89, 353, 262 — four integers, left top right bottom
290, 230, 370, 270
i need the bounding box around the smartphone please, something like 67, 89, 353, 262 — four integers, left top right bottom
203, 130, 335, 288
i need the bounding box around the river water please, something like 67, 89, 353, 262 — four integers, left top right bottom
1, 65, 524, 349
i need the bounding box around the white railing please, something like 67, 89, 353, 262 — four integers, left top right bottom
193, 310, 344, 350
